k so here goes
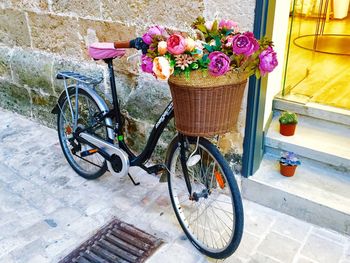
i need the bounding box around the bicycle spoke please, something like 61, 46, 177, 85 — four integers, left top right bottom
58, 91, 107, 178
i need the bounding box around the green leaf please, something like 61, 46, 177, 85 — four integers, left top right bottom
185, 68, 190, 80
255, 70, 261, 79
214, 35, 222, 50
204, 44, 213, 52
196, 24, 208, 34
169, 59, 175, 68
225, 29, 234, 36
191, 49, 201, 55
211, 20, 218, 34
191, 62, 199, 70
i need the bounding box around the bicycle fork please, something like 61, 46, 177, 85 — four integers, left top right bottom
179, 134, 192, 196
178, 134, 209, 202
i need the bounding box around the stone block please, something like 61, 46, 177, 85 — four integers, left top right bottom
0, 9, 31, 47
28, 12, 81, 57
52, 0, 100, 18
0, 80, 31, 116
78, 18, 136, 60
225, 231, 260, 262
300, 233, 344, 263
30, 88, 57, 127
52, 57, 104, 94
101, 0, 205, 31
11, 48, 53, 94
0, 46, 12, 80
256, 232, 301, 263
10, 0, 48, 11
0, 1, 12, 9
122, 115, 152, 154
204, 0, 255, 31
9, 238, 49, 263
125, 74, 171, 122
271, 213, 311, 242
248, 252, 280, 263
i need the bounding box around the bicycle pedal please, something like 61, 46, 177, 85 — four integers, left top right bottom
80, 148, 99, 157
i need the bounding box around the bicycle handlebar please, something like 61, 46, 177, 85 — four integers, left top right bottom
113, 41, 130, 48
114, 37, 149, 54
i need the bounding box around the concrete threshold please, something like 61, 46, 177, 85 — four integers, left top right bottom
242, 154, 350, 235
274, 97, 350, 126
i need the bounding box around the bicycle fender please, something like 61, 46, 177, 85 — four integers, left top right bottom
52, 85, 114, 141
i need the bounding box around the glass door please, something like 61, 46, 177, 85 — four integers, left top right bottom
282, 0, 350, 110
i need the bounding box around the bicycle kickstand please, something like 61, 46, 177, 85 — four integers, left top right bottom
128, 173, 140, 186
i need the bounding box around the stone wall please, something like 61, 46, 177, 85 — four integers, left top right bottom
0, 0, 255, 159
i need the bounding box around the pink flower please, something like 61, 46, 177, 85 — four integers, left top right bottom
141, 55, 153, 73
142, 26, 166, 45
224, 35, 235, 48
153, 56, 173, 81
219, 19, 239, 32
208, 51, 230, 76
232, 32, 259, 56
259, 46, 278, 76
167, 34, 186, 55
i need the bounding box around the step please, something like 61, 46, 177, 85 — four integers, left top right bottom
274, 96, 350, 126
242, 154, 350, 235
265, 114, 350, 172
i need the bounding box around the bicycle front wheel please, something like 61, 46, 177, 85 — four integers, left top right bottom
57, 87, 108, 179
166, 136, 244, 259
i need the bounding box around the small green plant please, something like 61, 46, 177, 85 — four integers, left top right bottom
279, 111, 298, 125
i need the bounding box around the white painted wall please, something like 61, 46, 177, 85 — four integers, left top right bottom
263, 1, 292, 127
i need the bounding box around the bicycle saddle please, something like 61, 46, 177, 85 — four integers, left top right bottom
88, 42, 126, 60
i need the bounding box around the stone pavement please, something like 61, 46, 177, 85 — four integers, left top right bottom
0, 107, 350, 263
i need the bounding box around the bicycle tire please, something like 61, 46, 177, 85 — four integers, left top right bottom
57, 87, 108, 179
165, 136, 244, 259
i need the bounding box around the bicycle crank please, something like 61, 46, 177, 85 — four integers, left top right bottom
79, 132, 129, 177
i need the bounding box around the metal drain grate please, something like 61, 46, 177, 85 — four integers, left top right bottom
59, 218, 164, 263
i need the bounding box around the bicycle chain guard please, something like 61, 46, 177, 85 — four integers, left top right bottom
79, 132, 129, 177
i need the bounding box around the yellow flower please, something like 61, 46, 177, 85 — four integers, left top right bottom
158, 41, 167, 55
152, 56, 173, 81
185, 38, 195, 52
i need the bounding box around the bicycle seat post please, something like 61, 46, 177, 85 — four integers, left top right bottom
104, 58, 122, 134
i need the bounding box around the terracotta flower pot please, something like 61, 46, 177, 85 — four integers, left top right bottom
280, 163, 297, 177
279, 123, 296, 136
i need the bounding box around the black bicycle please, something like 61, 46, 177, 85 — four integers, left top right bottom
52, 38, 244, 259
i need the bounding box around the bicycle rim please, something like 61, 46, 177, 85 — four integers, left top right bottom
168, 139, 238, 257
58, 90, 107, 178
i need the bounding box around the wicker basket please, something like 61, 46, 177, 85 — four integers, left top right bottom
168, 70, 248, 136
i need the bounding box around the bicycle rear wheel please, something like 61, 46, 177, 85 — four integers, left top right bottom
166, 136, 244, 259
57, 87, 108, 179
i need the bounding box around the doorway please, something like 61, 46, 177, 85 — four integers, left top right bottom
282, 0, 350, 110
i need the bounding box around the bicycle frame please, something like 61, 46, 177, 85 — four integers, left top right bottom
93, 58, 175, 167
52, 58, 181, 179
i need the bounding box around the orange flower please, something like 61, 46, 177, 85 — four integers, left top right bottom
158, 41, 167, 55
152, 56, 173, 81
185, 37, 195, 52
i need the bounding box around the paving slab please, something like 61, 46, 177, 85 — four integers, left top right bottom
0, 107, 350, 263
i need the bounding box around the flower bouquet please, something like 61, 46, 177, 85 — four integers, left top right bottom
141, 17, 278, 136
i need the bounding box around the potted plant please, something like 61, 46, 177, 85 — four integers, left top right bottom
279, 151, 301, 177
279, 111, 298, 136
140, 17, 278, 136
